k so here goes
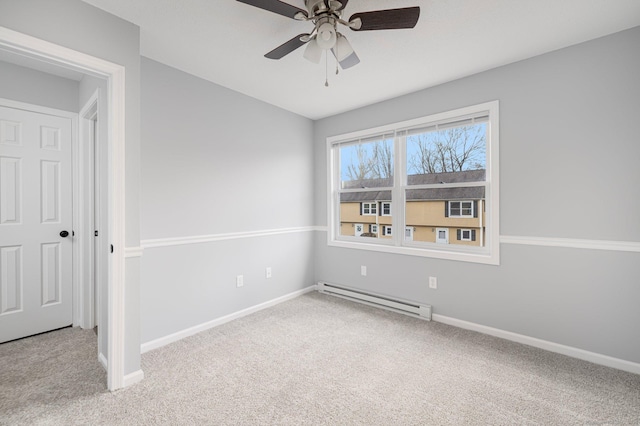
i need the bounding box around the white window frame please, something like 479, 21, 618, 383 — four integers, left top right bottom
361, 202, 377, 216
327, 101, 500, 265
383, 226, 392, 236
449, 201, 474, 218
459, 229, 473, 241
370, 224, 379, 234
381, 202, 392, 216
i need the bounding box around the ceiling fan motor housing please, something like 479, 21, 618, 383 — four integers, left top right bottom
305, 0, 337, 16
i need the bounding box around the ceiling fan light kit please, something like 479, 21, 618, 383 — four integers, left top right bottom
303, 36, 323, 63
237, 0, 420, 82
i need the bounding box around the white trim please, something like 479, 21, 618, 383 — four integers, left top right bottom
98, 352, 107, 371
76, 90, 100, 331
123, 369, 144, 388
501, 235, 640, 252
316, 227, 640, 254
432, 313, 640, 375
141, 285, 316, 353
0, 26, 128, 391
141, 226, 319, 249
0, 98, 76, 117
124, 246, 144, 258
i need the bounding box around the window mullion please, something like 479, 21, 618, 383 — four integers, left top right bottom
394, 131, 406, 247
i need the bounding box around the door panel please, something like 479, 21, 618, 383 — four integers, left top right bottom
0, 105, 73, 343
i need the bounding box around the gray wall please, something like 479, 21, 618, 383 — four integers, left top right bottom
0, 60, 79, 112
0, 0, 142, 375
313, 27, 640, 364
139, 58, 315, 343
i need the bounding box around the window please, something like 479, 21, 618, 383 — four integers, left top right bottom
448, 201, 475, 218
381, 202, 392, 216
361, 202, 377, 216
328, 101, 499, 265
370, 224, 378, 234
457, 229, 476, 241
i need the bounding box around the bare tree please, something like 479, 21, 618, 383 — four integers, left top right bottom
345, 140, 394, 181
345, 143, 375, 181
344, 124, 483, 183
408, 125, 485, 174
371, 140, 393, 179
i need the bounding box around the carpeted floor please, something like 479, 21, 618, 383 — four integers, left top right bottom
1, 291, 639, 425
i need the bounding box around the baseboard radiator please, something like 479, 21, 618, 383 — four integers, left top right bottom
317, 282, 432, 321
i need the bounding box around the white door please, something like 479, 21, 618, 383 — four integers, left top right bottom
436, 228, 449, 244
0, 105, 73, 343
405, 227, 414, 241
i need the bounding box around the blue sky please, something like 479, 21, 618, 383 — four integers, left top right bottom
339, 123, 486, 182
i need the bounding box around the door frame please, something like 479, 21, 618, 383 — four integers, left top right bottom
0, 26, 127, 391
77, 90, 101, 333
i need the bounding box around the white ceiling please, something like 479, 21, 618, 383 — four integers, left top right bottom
79, 0, 640, 120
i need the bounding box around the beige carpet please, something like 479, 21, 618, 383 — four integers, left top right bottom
1, 292, 639, 425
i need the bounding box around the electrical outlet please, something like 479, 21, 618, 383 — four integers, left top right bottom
236, 275, 244, 288
361, 265, 367, 276
429, 276, 437, 289
266, 267, 272, 279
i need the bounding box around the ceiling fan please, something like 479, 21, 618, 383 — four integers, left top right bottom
237, 0, 420, 70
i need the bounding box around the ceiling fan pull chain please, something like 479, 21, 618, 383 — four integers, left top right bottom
325, 52, 329, 87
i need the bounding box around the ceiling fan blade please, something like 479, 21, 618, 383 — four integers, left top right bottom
265, 34, 309, 59
349, 7, 420, 31
333, 0, 349, 12
237, 0, 307, 19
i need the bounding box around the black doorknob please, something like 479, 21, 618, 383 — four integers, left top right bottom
60, 230, 69, 238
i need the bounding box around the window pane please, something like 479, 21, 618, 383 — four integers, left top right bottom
339, 191, 392, 238
340, 137, 394, 189
406, 122, 486, 179
405, 187, 485, 247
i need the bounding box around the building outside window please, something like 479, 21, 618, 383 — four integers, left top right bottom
328, 101, 499, 264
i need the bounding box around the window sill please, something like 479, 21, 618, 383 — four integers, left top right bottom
328, 238, 500, 265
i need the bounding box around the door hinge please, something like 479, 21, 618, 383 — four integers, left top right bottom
110, 244, 114, 253
95, 230, 98, 237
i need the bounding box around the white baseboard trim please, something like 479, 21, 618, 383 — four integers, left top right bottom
100, 351, 144, 389
432, 313, 640, 375
140, 285, 316, 353
123, 369, 144, 388
98, 352, 107, 371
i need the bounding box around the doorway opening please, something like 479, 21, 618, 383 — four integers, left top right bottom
0, 25, 127, 390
